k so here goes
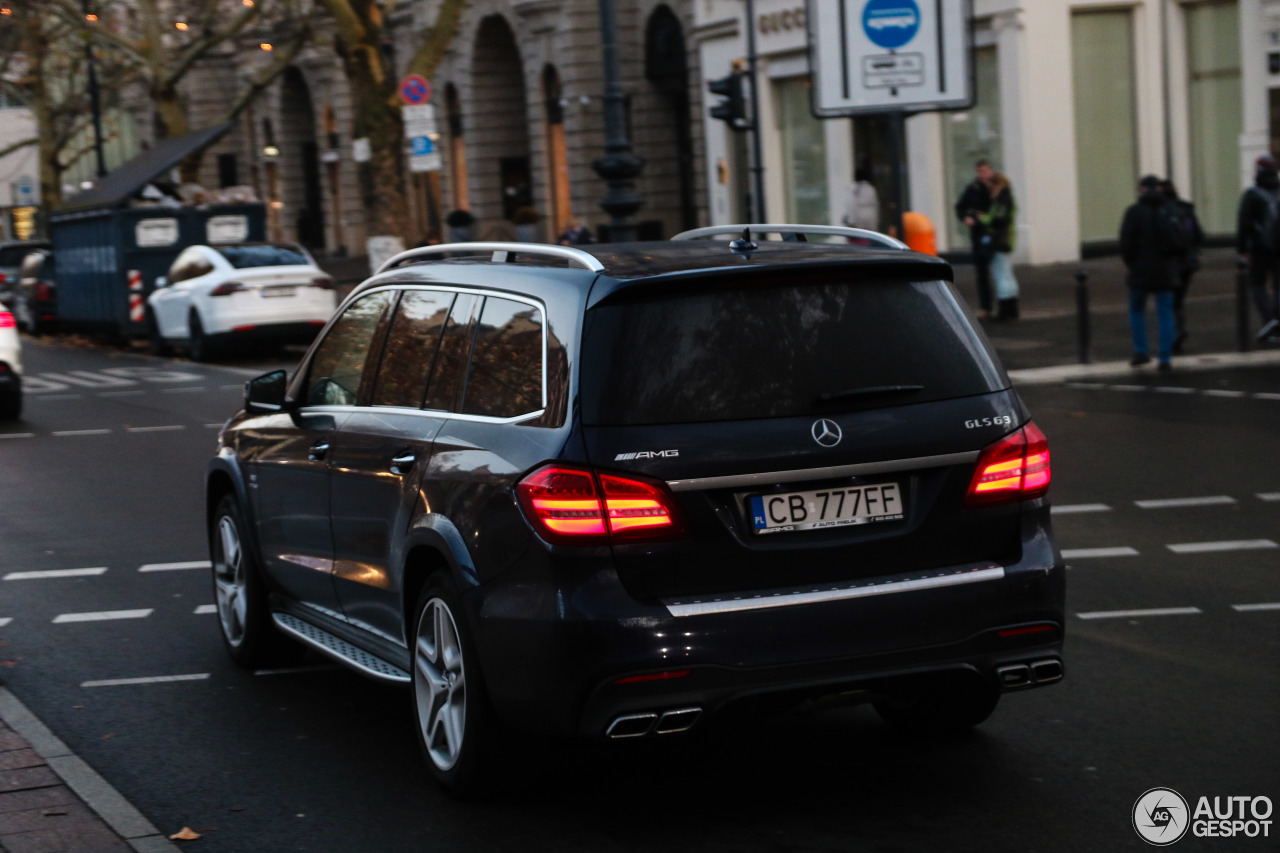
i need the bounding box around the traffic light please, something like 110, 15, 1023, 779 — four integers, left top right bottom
708, 72, 747, 129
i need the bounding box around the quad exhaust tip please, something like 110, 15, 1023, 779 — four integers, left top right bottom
606, 707, 702, 739
997, 658, 1063, 689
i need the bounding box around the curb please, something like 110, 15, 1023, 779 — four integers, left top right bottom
1007, 349, 1280, 385
0, 686, 181, 853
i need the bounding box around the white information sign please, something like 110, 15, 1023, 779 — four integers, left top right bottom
352, 137, 371, 163
205, 214, 249, 244
409, 154, 442, 173
135, 218, 180, 248
402, 104, 438, 138
366, 235, 405, 275
807, 0, 972, 116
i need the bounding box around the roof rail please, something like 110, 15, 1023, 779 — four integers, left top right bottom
671, 224, 908, 250
375, 242, 605, 275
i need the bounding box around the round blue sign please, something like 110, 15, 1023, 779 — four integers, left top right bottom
862, 0, 921, 50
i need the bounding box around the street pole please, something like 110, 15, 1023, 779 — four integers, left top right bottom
745, 0, 765, 222
888, 111, 908, 240
81, 0, 107, 178
591, 0, 645, 242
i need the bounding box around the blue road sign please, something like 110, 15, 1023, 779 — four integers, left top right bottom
410, 136, 435, 156
862, 0, 921, 50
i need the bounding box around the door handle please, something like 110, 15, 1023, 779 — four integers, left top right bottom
308, 441, 329, 461
390, 451, 416, 475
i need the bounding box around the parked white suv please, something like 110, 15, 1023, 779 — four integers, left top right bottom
0, 308, 22, 420
147, 243, 337, 361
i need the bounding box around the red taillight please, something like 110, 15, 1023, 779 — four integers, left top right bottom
309, 275, 335, 290
966, 421, 1051, 506
35, 283, 54, 300
210, 280, 247, 296
0, 273, 7, 284
997, 624, 1058, 639
0, 312, 15, 329
516, 464, 685, 546
614, 669, 691, 685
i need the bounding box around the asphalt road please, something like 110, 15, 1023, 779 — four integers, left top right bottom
1, 337, 1277, 852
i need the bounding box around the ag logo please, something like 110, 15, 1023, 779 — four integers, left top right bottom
811, 418, 842, 448
1133, 788, 1190, 845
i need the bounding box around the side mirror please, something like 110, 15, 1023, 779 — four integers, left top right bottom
245, 370, 289, 414
154, 276, 168, 288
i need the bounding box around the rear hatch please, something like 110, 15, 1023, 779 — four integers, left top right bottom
579, 269, 1025, 601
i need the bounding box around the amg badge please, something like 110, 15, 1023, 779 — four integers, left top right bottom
614, 450, 680, 461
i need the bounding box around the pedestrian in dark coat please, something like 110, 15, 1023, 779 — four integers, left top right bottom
1159, 180, 1204, 353
1120, 175, 1179, 370
1236, 154, 1280, 343
955, 159, 995, 318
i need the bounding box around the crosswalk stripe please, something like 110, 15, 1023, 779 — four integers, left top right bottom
1051, 503, 1111, 515
1077, 607, 1202, 620
53, 609, 153, 624
1231, 603, 1280, 612
4, 568, 108, 580
1166, 539, 1278, 554
82, 673, 210, 688
194, 604, 218, 615
0, 618, 11, 627
139, 561, 210, 572
1135, 495, 1236, 509
1062, 547, 1139, 559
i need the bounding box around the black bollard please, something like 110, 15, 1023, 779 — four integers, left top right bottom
1236, 257, 1251, 353
1074, 269, 1090, 364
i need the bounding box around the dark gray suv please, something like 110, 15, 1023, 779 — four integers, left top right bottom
208, 226, 1064, 793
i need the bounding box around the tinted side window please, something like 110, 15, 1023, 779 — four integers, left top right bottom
422, 293, 479, 412
370, 289, 455, 408
306, 291, 393, 406
461, 297, 544, 418
168, 249, 198, 283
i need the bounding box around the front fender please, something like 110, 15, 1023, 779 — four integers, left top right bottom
206, 447, 260, 563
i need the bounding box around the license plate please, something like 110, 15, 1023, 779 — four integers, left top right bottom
748, 483, 903, 535
262, 286, 296, 298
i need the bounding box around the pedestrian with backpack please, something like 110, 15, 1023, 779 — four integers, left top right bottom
1120, 175, 1182, 371
1237, 154, 1280, 343
1160, 180, 1204, 353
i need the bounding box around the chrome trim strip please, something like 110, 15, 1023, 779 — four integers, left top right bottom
272, 613, 410, 684
661, 565, 1006, 618
299, 404, 547, 426
671, 223, 908, 250
665, 450, 980, 493
376, 242, 604, 274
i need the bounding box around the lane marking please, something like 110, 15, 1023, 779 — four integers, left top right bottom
1232, 603, 1280, 612
139, 560, 210, 572
1109, 384, 1147, 392
81, 673, 210, 688
52, 429, 112, 437
98, 390, 145, 398
1061, 547, 1139, 559
37, 394, 83, 401
1154, 386, 1196, 394
0, 433, 35, 440
1051, 503, 1112, 515
53, 609, 153, 624
1064, 382, 1106, 390
125, 425, 185, 433
194, 604, 217, 615
1259, 493, 1280, 502
160, 387, 207, 394
1135, 495, 1236, 509
1077, 607, 1202, 620
5, 567, 108, 581
204, 423, 224, 429
253, 665, 340, 677
1166, 539, 1279, 554
1203, 389, 1247, 398
219, 384, 244, 390
1255, 392, 1280, 401
0, 618, 11, 627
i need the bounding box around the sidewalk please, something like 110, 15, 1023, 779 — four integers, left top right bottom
951, 247, 1267, 375
0, 687, 177, 853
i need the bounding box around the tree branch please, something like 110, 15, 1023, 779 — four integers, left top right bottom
219, 23, 310, 125
0, 137, 38, 161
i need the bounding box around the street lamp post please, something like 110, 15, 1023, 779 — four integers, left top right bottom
81, 0, 107, 178
590, 0, 645, 243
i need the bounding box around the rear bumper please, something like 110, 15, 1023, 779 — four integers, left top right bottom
470, 507, 1064, 738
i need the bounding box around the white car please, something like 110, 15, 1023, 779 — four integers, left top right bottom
0, 307, 21, 420
147, 243, 337, 361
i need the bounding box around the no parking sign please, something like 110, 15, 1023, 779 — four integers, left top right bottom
400, 74, 431, 105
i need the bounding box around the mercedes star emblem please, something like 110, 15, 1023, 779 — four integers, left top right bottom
811, 418, 842, 448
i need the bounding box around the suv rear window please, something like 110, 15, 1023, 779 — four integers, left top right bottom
215, 244, 310, 268
581, 279, 1005, 426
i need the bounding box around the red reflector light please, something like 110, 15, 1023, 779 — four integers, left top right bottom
210, 280, 247, 296
966, 421, 1051, 506
997, 625, 1057, 638
517, 464, 686, 546
232, 324, 256, 333
614, 669, 691, 685
0, 312, 15, 329
310, 275, 335, 290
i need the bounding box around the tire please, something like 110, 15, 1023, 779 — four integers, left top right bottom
411, 574, 503, 796
189, 310, 215, 362
209, 493, 298, 667
0, 388, 21, 421
874, 672, 1000, 734
146, 309, 171, 357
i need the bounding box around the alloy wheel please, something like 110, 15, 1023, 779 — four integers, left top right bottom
414, 598, 467, 771
213, 514, 248, 648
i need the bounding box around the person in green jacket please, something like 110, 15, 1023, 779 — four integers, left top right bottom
977, 170, 1020, 320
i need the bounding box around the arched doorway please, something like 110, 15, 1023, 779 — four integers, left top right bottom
643, 5, 696, 233
471, 15, 532, 231
543, 66, 571, 237
278, 67, 325, 249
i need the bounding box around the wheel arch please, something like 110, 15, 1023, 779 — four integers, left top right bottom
206, 453, 259, 562
400, 516, 481, 642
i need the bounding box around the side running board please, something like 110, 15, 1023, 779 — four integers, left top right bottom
273, 612, 410, 684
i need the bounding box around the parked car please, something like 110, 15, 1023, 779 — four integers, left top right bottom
14, 248, 57, 335
147, 243, 336, 360
0, 240, 51, 311
207, 227, 1064, 794
0, 307, 22, 420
